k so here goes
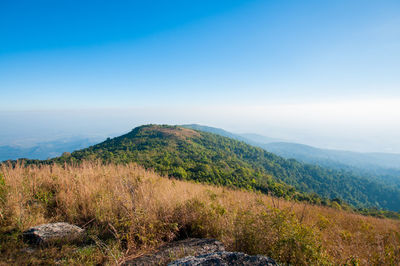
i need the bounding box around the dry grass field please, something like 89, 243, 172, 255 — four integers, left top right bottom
1, 162, 399, 265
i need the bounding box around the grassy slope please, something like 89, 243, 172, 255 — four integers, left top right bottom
0, 162, 399, 265
46, 125, 400, 211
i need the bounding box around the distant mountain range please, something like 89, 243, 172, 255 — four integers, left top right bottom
183, 124, 400, 189
0, 138, 100, 161
183, 124, 283, 145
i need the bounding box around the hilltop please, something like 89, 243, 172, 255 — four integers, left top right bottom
31, 124, 400, 212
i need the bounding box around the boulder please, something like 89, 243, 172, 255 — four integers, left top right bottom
168, 251, 278, 266
124, 238, 225, 265
23, 222, 85, 245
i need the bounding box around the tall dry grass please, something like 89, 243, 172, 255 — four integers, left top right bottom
0, 162, 399, 265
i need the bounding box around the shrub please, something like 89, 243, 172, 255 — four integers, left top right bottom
233, 206, 330, 265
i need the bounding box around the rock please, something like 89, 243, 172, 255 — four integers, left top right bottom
23, 222, 85, 245
124, 238, 225, 265
168, 251, 278, 266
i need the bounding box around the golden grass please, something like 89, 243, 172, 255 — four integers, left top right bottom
1, 162, 399, 265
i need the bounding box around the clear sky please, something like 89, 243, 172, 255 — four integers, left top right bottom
1, 0, 400, 152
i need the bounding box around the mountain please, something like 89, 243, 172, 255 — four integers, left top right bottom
262, 142, 400, 187
252, 142, 400, 191
0, 137, 100, 162
182, 124, 282, 146
262, 142, 400, 170
239, 133, 282, 144
0, 138, 101, 161
41, 124, 400, 211
182, 124, 251, 143
184, 124, 400, 189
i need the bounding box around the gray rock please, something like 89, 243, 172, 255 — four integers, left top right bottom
124, 238, 225, 265
23, 222, 85, 245
168, 251, 278, 266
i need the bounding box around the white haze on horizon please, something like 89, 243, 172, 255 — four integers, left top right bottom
1, 98, 400, 154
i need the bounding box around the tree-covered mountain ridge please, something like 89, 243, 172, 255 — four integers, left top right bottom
41, 124, 400, 212
182, 125, 400, 189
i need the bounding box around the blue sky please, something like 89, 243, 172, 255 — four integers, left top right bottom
1, 0, 400, 152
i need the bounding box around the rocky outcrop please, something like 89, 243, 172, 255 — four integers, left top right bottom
124, 238, 225, 265
168, 251, 278, 265
23, 222, 85, 245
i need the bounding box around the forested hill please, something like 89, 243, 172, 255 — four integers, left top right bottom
43, 125, 400, 211
182, 124, 400, 190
